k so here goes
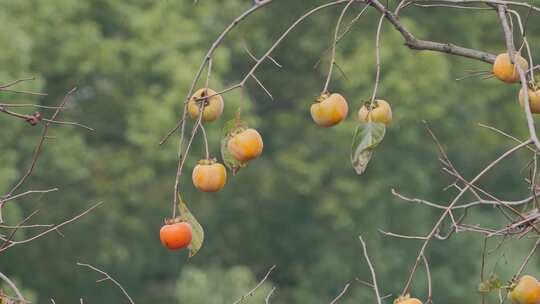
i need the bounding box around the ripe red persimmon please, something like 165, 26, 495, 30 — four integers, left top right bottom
160, 222, 192, 250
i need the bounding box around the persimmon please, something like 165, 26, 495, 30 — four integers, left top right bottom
227, 128, 263, 162
394, 295, 422, 304
493, 53, 529, 83
519, 87, 540, 114
192, 159, 227, 192
510, 275, 540, 304
358, 99, 392, 126
188, 88, 224, 122
310, 93, 349, 127
160, 221, 192, 250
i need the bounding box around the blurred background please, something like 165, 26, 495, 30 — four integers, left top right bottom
0, 0, 539, 303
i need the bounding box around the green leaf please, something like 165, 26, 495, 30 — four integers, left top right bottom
478, 273, 503, 293
178, 197, 204, 258
351, 121, 385, 175
221, 110, 247, 137
220, 115, 248, 175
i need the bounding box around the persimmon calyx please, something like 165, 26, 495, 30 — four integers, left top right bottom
394, 294, 411, 304
197, 158, 218, 165
164, 217, 186, 225
315, 93, 330, 103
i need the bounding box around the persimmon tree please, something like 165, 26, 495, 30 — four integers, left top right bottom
2, 0, 540, 303
161, 0, 540, 303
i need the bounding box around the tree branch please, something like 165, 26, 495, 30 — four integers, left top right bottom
368, 0, 496, 63
77, 262, 135, 304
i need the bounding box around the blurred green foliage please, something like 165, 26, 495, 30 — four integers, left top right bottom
1, 0, 540, 303
177, 265, 272, 303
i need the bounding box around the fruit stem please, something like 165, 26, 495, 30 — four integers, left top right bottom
200, 124, 210, 160
369, 14, 385, 106
322, 0, 355, 94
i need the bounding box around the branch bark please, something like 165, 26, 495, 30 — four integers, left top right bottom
368, 0, 496, 63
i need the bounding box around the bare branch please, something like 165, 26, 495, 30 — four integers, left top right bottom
359, 236, 382, 304
168, 0, 272, 145
392, 188, 534, 210
368, 0, 496, 63
329, 283, 350, 304
1, 188, 58, 204
413, 0, 540, 13
370, 13, 385, 103
0, 188, 59, 223
4, 87, 77, 198
41, 118, 94, 131
171, 0, 272, 216
265, 287, 277, 304
159, 117, 185, 146
0, 271, 27, 303
422, 254, 432, 304
0, 77, 36, 89
77, 262, 135, 304
497, 5, 540, 151
0, 103, 62, 109
379, 229, 428, 240
401, 139, 531, 295
250, 74, 273, 100
322, 0, 356, 94
514, 237, 540, 278
0, 202, 103, 252
232, 265, 276, 304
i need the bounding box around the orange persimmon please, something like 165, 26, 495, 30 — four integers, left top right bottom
310, 93, 349, 127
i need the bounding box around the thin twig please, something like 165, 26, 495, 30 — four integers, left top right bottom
0, 202, 103, 252
359, 236, 382, 304
370, 14, 385, 104
232, 265, 277, 304
379, 229, 428, 240
265, 287, 277, 304
0, 77, 36, 89
250, 74, 273, 100
314, 4, 370, 69
41, 118, 94, 131
0, 88, 47, 96
497, 5, 540, 151
392, 188, 533, 210
5, 87, 77, 198
0, 103, 62, 109
1, 188, 58, 204
329, 283, 350, 304
159, 117, 185, 146
514, 238, 540, 278
0, 188, 58, 223
401, 139, 531, 295
412, 0, 540, 13
422, 254, 432, 304
200, 124, 210, 160
77, 262, 135, 304
0, 271, 26, 303
322, 0, 356, 94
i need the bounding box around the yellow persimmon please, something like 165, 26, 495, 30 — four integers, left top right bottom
192, 159, 227, 192
188, 88, 224, 122
519, 87, 540, 114
310, 93, 349, 127
227, 128, 263, 162
493, 53, 529, 83
510, 275, 540, 304
358, 99, 392, 126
